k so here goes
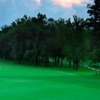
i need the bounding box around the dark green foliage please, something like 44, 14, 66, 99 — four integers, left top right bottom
0, 13, 91, 70
91, 49, 100, 63
87, 0, 100, 49
64, 16, 88, 70
87, 0, 100, 69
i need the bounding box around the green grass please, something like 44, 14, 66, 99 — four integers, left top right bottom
0, 61, 100, 100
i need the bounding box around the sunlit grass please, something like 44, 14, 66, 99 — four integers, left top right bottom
0, 61, 100, 100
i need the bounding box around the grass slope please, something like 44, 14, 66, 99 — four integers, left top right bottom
0, 61, 100, 100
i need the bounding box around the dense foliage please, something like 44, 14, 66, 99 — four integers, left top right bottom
87, 0, 100, 67
0, 14, 88, 70
0, 0, 100, 70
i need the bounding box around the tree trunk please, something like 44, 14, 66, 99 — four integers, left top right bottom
35, 52, 39, 65
61, 58, 63, 66
57, 56, 60, 66
44, 57, 49, 66
73, 58, 80, 70
69, 59, 71, 67
54, 57, 57, 66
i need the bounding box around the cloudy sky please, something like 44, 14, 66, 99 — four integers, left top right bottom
0, 0, 93, 27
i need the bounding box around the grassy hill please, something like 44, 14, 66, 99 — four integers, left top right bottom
0, 61, 100, 100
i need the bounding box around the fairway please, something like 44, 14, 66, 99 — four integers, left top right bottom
0, 62, 100, 100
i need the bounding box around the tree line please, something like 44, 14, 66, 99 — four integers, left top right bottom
0, 0, 100, 70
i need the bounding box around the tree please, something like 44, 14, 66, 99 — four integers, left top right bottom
65, 16, 88, 70
87, 0, 100, 49
0, 13, 89, 70
87, 0, 100, 70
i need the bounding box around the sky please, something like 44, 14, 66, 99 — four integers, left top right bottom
0, 0, 93, 27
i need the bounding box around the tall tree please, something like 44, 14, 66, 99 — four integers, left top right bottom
65, 16, 88, 70
87, 0, 100, 66
87, 0, 100, 49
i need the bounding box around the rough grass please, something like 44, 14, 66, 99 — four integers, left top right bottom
0, 61, 100, 100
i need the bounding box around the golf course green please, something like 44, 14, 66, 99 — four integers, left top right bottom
0, 61, 100, 100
